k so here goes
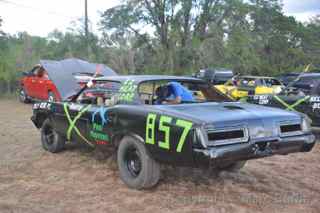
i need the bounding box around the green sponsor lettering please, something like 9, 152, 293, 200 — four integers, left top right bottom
93, 123, 103, 131
90, 122, 109, 142
90, 130, 109, 141
119, 80, 137, 102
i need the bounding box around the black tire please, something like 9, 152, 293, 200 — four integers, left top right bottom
117, 136, 160, 189
218, 160, 247, 172
48, 92, 55, 102
18, 88, 30, 103
41, 119, 65, 153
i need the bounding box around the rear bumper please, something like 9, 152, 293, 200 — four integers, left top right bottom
193, 133, 316, 168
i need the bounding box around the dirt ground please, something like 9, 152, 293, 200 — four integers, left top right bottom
0, 99, 319, 213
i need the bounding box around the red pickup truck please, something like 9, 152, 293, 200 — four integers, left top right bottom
19, 59, 117, 103
19, 65, 61, 103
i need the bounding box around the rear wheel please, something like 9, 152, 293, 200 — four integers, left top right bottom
18, 88, 30, 103
117, 136, 160, 189
41, 119, 65, 153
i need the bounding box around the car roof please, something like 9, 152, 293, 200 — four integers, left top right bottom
240, 75, 277, 80
283, 72, 300, 75
299, 73, 320, 77
201, 68, 233, 73
93, 75, 204, 83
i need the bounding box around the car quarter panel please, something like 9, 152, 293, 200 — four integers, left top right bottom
112, 105, 198, 166
33, 102, 198, 167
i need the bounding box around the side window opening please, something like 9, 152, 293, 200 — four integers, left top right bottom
138, 81, 165, 105
180, 82, 206, 102
265, 78, 281, 86
138, 80, 231, 105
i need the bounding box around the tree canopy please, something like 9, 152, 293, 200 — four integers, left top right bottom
0, 1, 320, 94
100, 0, 320, 75
0, 16, 4, 36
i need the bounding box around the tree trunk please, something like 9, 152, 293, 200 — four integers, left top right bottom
6, 80, 11, 94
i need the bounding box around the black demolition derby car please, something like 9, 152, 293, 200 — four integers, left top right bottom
247, 93, 320, 127
246, 74, 320, 127
31, 75, 316, 189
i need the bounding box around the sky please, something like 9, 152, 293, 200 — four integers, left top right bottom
283, 0, 320, 22
0, 0, 319, 37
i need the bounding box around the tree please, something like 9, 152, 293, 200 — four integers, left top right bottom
2, 1, 320, 95
0, 16, 5, 37
46, 23, 104, 63
100, 0, 241, 74
301, 15, 320, 69
245, 0, 314, 74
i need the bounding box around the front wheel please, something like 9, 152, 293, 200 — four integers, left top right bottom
41, 119, 65, 153
117, 136, 160, 189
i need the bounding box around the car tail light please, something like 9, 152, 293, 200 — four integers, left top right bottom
206, 126, 249, 146
279, 121, 303, 136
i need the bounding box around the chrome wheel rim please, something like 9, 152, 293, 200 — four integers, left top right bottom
125, 147, 142, 177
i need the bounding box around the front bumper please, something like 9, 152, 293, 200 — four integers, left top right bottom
193, 133, 316, 168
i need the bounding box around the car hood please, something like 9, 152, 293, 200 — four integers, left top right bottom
40, 58, 117, 100
153, 102, 301, 126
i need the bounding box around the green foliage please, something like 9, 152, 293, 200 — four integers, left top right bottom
1, 1, 320, 94
100, 0, 320, 75
0, 16, 3, 36
0, 21, 104, 94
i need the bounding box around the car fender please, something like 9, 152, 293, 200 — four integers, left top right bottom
31, 102, 55, 128
31, 110, 51, 129
109, 105, 196, 166
111, 130, 144, 147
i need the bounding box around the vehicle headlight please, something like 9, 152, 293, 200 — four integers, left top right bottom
302, 117, 311, 132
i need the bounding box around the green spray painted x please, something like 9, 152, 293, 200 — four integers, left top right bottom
274, 95, 310, 111
63, 103, 94, 147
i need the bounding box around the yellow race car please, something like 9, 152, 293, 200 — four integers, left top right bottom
215, 76, 284, 100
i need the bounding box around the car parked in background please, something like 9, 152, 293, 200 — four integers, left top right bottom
194, 68, 234, 85
215, 76, 284, 100
18, 58, 117, 103
278, 72, 300, 86
246, 75, 320, 127
19, 64, 60, 103
290, 73, 320, 95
